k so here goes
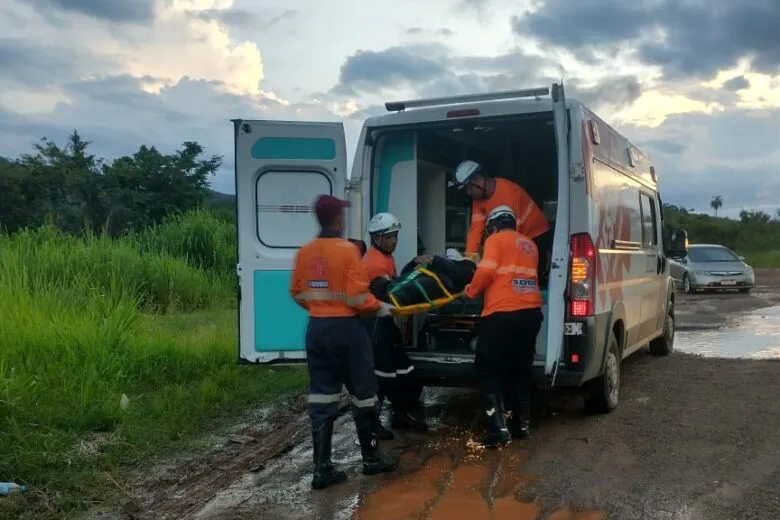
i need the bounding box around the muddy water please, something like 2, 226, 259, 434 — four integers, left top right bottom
676, 305, 780, 359
355, 444, 606, 520
193, 388, 608, 519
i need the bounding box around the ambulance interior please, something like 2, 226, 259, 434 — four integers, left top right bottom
371, 111, 559, 354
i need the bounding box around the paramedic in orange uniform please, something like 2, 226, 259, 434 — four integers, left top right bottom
363, 213, 428, 439
290, 194, 398, 490
453, 159, 550, 268
462, 205, 544, 447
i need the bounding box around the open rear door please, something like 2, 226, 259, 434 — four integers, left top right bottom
234, 120, 348, 364
545, 83, 571, 383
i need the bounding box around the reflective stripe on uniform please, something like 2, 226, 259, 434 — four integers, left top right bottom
308, 393, 342, 404
479, 260, 498, 270
516, 204, 534, 226
352, 395, 377, 408
294, 290, 372, 306
496, 265, 537, 276
374, 365, 414, 378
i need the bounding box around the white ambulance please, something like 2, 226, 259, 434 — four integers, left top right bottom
233, 84, 688, 413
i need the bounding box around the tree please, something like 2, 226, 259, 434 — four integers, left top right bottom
710, 195, 723, 217
0, 130, 222, 236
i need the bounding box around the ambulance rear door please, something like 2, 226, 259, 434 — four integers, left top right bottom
233, 120, 348, 364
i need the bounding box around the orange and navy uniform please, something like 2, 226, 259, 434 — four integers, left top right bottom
465, 178, 550, 255
290, 231, 381, 317
363, 246, 397, 281
464, 229, 543, 317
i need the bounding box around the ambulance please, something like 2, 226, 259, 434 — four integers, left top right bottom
233, 83, 688, 413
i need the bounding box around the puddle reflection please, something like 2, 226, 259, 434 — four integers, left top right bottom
676, 306, 780, 359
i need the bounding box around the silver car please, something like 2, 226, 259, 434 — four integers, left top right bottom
669, 244, 755, 294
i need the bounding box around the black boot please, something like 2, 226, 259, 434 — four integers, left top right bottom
373, 399, 395, 440
354, 411, 399, 476
509, 395, 531, 440
482, 394, 511, 448
311, 421, 347, 490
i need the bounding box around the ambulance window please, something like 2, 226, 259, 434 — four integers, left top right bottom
255, 170, 332, 248
639, 193, 658, 247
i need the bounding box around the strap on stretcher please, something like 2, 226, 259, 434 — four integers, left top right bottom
386, 265, 463, 317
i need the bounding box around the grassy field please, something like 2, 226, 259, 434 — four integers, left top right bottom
741, 251, 780, 269
0, 212, 307, 519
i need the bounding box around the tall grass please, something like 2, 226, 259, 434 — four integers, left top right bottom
0, 210, 306, 519
740, 251, 780, 269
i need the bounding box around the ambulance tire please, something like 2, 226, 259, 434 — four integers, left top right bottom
584, 332, 620, 414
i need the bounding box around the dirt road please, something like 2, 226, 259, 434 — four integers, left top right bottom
110, 269, 780, 520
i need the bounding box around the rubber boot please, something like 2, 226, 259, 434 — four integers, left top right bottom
482, 394, 511, 448
311, 421, 347, 490
389, 386, 428, 432
509, 395, 532, 440
354, 411, 399, 476
373, 399, 395, 440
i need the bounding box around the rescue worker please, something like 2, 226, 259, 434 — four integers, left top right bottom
363, 212, 428, 438
290, 194, 398, 490
462, 205, 544, 447
453, 159, 550, 268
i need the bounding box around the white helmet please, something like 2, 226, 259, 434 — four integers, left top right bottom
453, 160, 483, 189
367, 212, 401, 235
486, 205, 516, 227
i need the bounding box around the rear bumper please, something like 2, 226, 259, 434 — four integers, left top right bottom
409, 312, 609, 389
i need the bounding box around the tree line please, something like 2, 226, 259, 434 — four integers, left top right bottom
1, 131, 779, 255
0, 131, 223, 237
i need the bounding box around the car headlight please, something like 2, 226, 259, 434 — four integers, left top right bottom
693, 270, 708, 276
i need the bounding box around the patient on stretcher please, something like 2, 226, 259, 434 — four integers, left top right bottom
368, 249, 477, 308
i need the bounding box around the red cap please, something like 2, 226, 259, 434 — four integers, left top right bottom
314, 194, 350, 225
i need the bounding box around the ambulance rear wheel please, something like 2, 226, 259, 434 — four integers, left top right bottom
584, 332, 620, 414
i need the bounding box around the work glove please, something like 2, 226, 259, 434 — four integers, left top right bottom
376, 302, 395, 318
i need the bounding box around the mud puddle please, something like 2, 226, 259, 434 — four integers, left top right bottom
190, 388, 608, 520
676, 305, 780, 359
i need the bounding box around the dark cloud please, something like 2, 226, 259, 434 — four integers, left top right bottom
28, 0, 155, 23
620, 107, 780, 212
723, 75, 751, 91
567, 76, 642, 111
513, 0, 780, 79
333, 44, 641, 111
333, 46, 449, 95
0, 38, 115, 86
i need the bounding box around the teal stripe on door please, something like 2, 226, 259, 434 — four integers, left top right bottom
252, 137, 336, 160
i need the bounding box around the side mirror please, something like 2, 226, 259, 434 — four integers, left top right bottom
738, 255, 745, 261
664, 227, 688, 258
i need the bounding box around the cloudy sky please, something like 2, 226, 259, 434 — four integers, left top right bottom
1, 0, 779, 218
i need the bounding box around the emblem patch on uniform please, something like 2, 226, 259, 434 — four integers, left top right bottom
308, 257, 328, 289
512, 278, 536, 291
516, 238, 533, 254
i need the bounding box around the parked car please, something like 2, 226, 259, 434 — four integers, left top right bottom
669, 244, 755, 294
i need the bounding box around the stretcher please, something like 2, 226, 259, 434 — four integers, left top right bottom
386, 265, 465, 317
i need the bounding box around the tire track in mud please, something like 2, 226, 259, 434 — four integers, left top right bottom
121, 397, 312, 520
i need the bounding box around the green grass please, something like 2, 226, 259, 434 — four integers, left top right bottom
740, 251, 780, 269
0, 212, 307, 519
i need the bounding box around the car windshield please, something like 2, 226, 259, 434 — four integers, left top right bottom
688, 246, 740, 263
